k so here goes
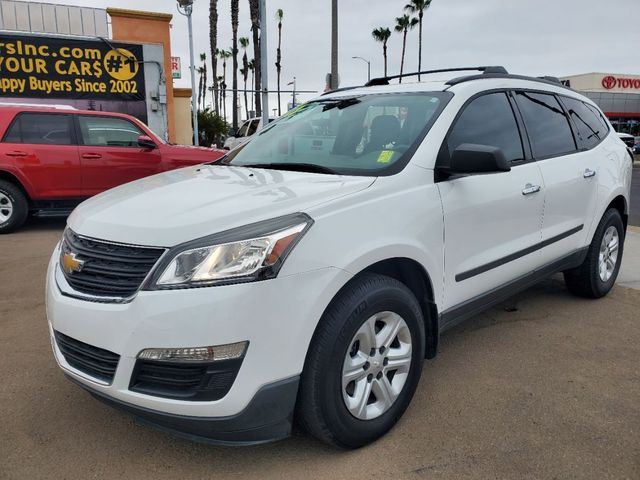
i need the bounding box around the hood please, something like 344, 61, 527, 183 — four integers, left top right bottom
68, 165, 375, 246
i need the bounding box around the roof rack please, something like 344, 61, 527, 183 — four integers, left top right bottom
365, 66, 508, 87
0, 102, 76, 110
445, 73, 573, 90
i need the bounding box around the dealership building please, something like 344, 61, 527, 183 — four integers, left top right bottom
560, 73, 640, 136
0, 0, 193, 144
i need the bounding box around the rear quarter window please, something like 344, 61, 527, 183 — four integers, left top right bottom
560, 97, 608, 149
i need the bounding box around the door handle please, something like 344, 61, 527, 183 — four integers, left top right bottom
5, 150, 27, 157
583, 168, 596, 178
522, 183, 541, 195
81, 153, 102, 159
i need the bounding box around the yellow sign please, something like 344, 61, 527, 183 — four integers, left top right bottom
103, 48, 138, 81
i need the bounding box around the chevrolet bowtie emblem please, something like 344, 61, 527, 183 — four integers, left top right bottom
61, 252, 85, 275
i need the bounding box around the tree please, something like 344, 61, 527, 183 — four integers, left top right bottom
231, 0, 239, 130
394, 14, 418, 83
249, 0, 261, 116
371, 27, 391, 77
218, 49, 231, 121
239, 37, 250, 120
275, 8, 284, 116
248, 59, 255, 114
404, 0, 431, 80
199, 52, 208, 110
209, 0, 219, 115
198, 107, 230, 147
197, 65, 205, 111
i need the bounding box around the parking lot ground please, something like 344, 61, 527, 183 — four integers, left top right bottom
1, 223, 640, 480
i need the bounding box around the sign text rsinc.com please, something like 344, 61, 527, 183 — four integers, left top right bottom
0, 34, 145, 101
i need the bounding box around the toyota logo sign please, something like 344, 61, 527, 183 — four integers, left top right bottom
601, 76, 616, 89
601, 75, 640, 90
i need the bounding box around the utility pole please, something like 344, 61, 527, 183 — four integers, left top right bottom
177, 0, 198, 145
259, 0, 269, 128
330, 0, 338, 90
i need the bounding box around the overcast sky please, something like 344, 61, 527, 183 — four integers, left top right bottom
41, 0, 639, 115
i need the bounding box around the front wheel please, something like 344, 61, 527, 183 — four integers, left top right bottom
564, 208, 625, 298
297, 273, 425, 448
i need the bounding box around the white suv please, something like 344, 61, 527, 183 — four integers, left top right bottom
46, 67, 633, 448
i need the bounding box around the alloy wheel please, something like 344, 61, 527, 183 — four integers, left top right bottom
342, 311, 412, 420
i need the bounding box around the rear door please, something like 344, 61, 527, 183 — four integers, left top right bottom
1, 112, 81, 198
76, 115, 161, 195
438, 92, 546, 312
514, 91, 599, 264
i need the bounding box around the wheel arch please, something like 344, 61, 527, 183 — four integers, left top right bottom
0, 169, 33, 202
606, 194, 628, 231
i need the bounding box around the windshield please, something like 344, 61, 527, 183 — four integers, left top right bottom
222, 92, 450, 175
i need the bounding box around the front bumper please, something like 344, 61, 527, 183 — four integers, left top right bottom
67, 373, 300, 445
46, 242, 351, 442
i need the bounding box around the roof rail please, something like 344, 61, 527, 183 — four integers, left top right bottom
365, 66, 508, 87
0, 102, 76, 110
445, 73, 573, 90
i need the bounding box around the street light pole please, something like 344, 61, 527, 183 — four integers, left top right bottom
330, 0, 338, 90
259, 0, 269, 128
177, 0, 198, 146
352, 56, 370, 82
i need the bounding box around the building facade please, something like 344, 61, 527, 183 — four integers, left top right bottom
560, 73, 640, 136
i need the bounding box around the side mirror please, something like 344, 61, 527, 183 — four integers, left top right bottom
227, 128, 238, 138
449, 143, 511, 174
137, 135, 157, 149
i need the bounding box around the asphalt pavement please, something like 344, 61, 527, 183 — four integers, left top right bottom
630, 162, 640, 227
1, 221, 640, 479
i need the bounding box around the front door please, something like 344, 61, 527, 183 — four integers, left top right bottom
76, 115, 161, 195
437, 92, 545, 313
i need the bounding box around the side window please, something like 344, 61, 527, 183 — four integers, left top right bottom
3, 113, 73, 145
78, 116, 142, 147
515, 92, 576, 158
237, 121, 250, 137
247, 119, 260, 136
560, 97, 607, 149
447, 92, 524, 163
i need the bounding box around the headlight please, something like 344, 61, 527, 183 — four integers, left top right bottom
147, 213, 312, 289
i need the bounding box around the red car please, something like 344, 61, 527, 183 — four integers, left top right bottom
0, 105, 226, 233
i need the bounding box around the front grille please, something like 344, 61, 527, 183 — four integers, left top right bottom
129, 358, 244, 401
61, 230, 164, 298
54, 331, 120, 383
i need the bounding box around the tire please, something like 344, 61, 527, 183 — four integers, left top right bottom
563, 208, 625, 298
297, 273, 426, 448
0, 180, 28, 234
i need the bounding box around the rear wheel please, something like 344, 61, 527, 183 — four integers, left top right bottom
0, 180, 28, 234
297, 273, 425, 448
564, 208, 624, 298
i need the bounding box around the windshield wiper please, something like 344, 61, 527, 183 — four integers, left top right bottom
238, 163, 339, 175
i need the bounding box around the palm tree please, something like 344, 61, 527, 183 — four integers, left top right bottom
275, 8, 284, 116
249, 0, 261, 116
218, 49, 231, 121
209, 0, 219, 115
239, 37, 250, 120
404, 0, 431, 80
371, 27, 391, 77
197, 65, 205, 111
216, 75, 224, 115
199, 52, 207, 110
394, 14, 418, 83
248, 59, 255, 114
231, 0, 239, 130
